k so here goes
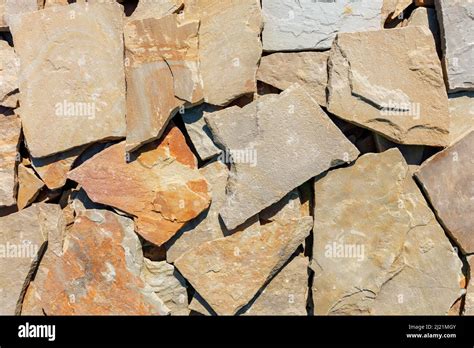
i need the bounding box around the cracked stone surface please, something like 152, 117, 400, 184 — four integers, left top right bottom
311, 149, 464, 315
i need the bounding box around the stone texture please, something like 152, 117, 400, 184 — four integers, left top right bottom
382, 0, 413, 22
141, 258, 189, 315
374, 134, 425, 172
327, 26, 449, 147
205, 84, 359, 230
0, 203, 65, 315
243, 255, 309, 316
311, 149, 464, 315
10, 2, 126, 158
257, 52, 329, 107
0, 40, 19, 107
405, 7, 439, 43
0, 113, 20, 207
3, 0, 38, 27
183, 0, 262, 106
262, 0, 383, 51
415, 131, 474, 254
44, 0, 69, 7
435, 0, 474, 91
448, 92, 474, 144
181, 104, 222, 162
175, 213, 312, 315
464, 256, 474, 315
17, 164, 44, 210
22, 209, 169, 315
124, 13, 203, 152
128, 0, 182, 21
68, 125, 211, 246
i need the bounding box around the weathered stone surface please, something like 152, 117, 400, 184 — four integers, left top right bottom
0, 203, 65, 315
128, 0, 182, 21
405, 7, 439, 42
312, 149, 464, 315
124, 13, 202, 152
68, 125, 211, 246
257, 52, 328, 107
17, 164, 44, 210
415, 131, 474, 254
183, 0, 262, 106
205, 84, 359, 230
435, 0, 474, 91
243, 255, 309, 315
262, 0, 383, 51
10, 2, 126, 158
382, 0, 413, 22
175, 214, 312, 315
141, 258, 189, 315
44, 0, 69, 7
448, 92, 474, 144
327, 26, 449, 147
22, 209, 169, 315
3, 0, 37, 27
181, 104, 222, 162
464, 256, 474, 315
0, 113, 20, 207
0, 40, 19, 107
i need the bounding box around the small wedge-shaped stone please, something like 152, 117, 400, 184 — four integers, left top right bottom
206, 84, 359, 230
17, 164, 44, 210
183, 0, 262, 106
10, 2, 126, 158
68, 125, 210, 246
257, 52, 329, 107
141, 259, 189, 315
262, 0, 383, 51
243, 255, 309, 316
0, 203, 65, 315
22, 209, 169, 315
175, 215, 312, 315
448, 92, 474, 144
0, 113, 20, 207
435, 0, 474, 91
312, 149, 464, 315
415, 131, 474, 254
0, 40, 19, 107
327, 26, 449, 147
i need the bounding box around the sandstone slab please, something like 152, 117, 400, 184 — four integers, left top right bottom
17, 164, 44, 210
205, 84, 359, 230
128, 0, 182, 21
464, 256, 474, 315
3, 0, 37, 27
10, 2, 126, 157
0, 113, 20, 207
0, 203, 65, 315
327, 26, 449, 147
22, 209, 169, 315
0, 40, 19, 107
68, 125, 210, 246
312, 149, 464, 315
415, 131, 474, 254
257, 52, 328, 107
448, 92, 474, 144
435, 0, 474, 91
262, 0, 383, 51
124, 13, 203, 152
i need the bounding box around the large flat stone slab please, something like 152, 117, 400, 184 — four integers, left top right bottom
327, 26, 450, 147
10, 2, 126, 157
415, 131, 474, 254
312, 149, 464, 315
205, 84, 359, 230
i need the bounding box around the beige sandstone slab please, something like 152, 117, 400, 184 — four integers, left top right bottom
327, 26, 449, 147
0, 113, 20, 207
10, 2, 126, 158
464, 256, 474, 315
17, 164, 44, 210
128, 0, 182, 21
312, 149, 464, 315
448, 92, 474, 145
68, 125, 211, 247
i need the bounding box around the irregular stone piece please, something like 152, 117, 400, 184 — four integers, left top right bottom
175, 215, 312, 315
415, 131, 474, 254
243, 256, 309, 316
10, 2, 126, 158
22, 209, 169, 315
17, 164, 44, 210
68, 125, 211, 246
128, 0, 182, 21
405, 7, 439, 43
0, 203, 65, 315
3, 0, 38, 27
0, 113, 20, 207
181, 104, 222, 162
183, 0, 262, 106
0, 40, 19, 107
206, 84, 359, 230
312, 149, 464, 315
382, 0, 413, 22
374, 134, 425, 173
327, 26, 450, 147
435, 0, 474, 91
257, 52, 329, 107
124, 13, 202, 152
448, 92, 474, 144
141, 259, 189, 315
262, 0, 383, 51
464, 256, 474, 315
